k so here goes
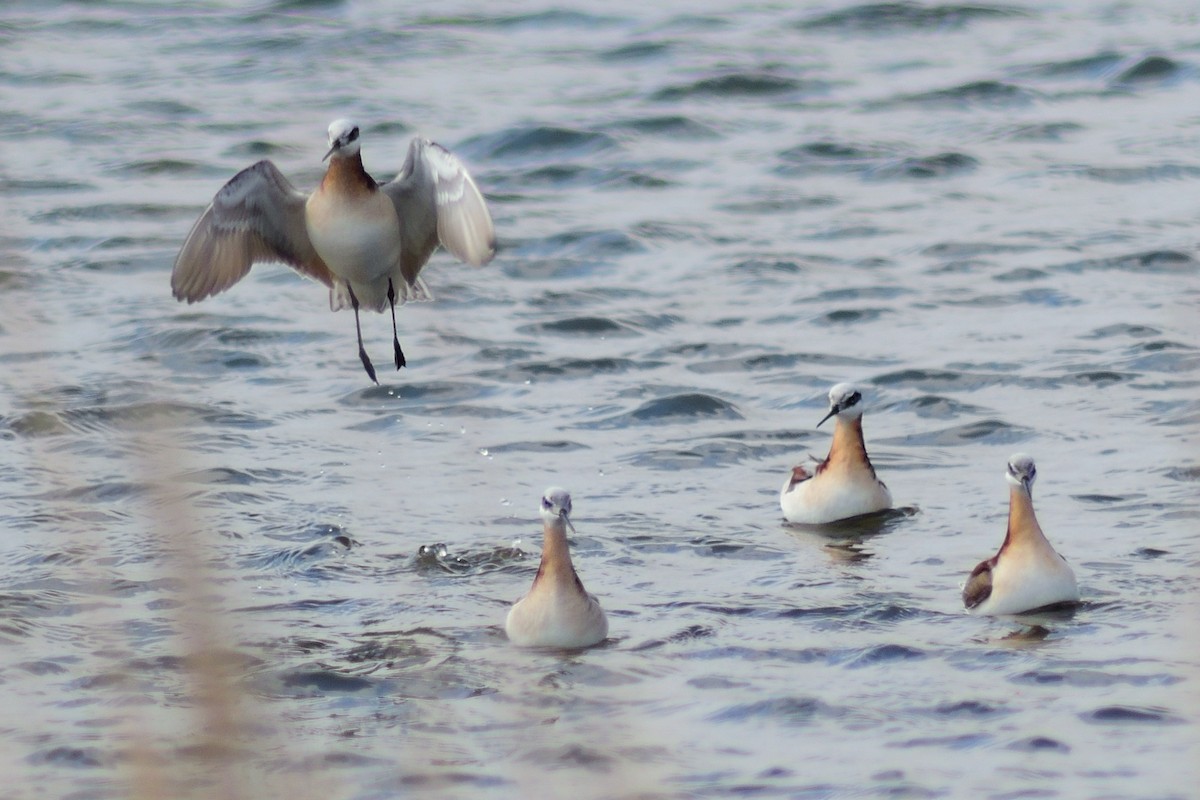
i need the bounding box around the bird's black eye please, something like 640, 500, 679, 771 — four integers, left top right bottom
844, 391, 861, 408
348, 127, 359, 142
541, 497, 553, 509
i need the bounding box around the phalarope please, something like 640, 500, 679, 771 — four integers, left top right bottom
780, 382, 892, 524
505, 488, 608, 649
171, 119, 495, 383
962, 454, 1079, 616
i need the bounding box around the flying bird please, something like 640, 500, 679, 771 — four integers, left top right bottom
171, 118, 495, 382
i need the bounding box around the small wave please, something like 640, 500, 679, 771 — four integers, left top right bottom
1111, 55, 1185, 88
873, 368, 966, 387
865, 152, 979, 180
1052, 250, 1198, 275
1066, 370, 1133, 387
32, 203, 183, 223
943, 287, 1080, 308
1001, 121, 1084, 142
1083, 705, 1184, 724
929, 700, 1006, 718
778, 141, 978, 180
420, 9, 627, 29
462, 125, 617, 162
8, 401, 250, 438
1012, 669, 1182, 689
124, 99, 200, 117
505, 229, 645, 279
709, 696, 830, 725
816, 307, 892, 324
992, 267, 1050, 282
590, 393, 743, 429
601, 114, 717, 138
479, 439, 590, 454
27, 746, 104, 768
1083, 323, 1161, 339
106, 159, 211, 177
277, 668, 376, 694
630, 393, 742, 422
626, 440, 768, 470
921, 240, 1038, 258
225, 139, 295, 158
719, 193, 837, 215
777, 140, 895, 176
522, 316, 639, 338
480, 356, 648, 381
797, 2, 1027, 33
1008, 736, 1071, 752
1164, 465, 1200, 483
178, 467, 299, 486
881, 80, 1039, 109
1074, 163, 1200, 184
340, 381, 488, 409
599, 41, 673, 63
891, 732, 990, 749
1015, 51, 1124, 81
891, 394, 986, 420
890, 419, 1031, 447
652, 72, 818, 101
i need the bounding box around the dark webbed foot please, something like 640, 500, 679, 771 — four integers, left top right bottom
359, 345, 378, 384
387, 278, 406, 371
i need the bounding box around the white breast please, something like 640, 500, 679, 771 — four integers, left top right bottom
505, 582, 608, 649
305, 192, 401, 308
973, 546, 1078, 616
780, 471, 892, 524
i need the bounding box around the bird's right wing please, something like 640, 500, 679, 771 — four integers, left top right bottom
171, 160, 334, 303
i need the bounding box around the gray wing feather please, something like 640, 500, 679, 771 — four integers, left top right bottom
171, 160, 333, 303
381, 138, 496, 288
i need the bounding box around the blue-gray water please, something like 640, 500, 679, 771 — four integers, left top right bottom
2, 1, 1198, 798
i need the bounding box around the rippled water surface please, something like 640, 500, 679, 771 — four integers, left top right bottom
2, 1, 1199, 797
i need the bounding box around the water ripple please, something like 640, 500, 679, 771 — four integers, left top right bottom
797, 3, 1028, 33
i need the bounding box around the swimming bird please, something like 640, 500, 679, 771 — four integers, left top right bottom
962, 454, 1079, 616
171, 118, 496, 383
505, 488, 608, 649
780, 382, 892, 524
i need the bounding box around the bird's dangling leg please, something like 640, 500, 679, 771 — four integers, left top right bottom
347, 285, 378, 384
388, 278, 406, 370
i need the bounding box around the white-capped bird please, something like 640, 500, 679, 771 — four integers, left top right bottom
780, 382, 893, 524
171, 118, 495, 383
505, 488, 608, 649
962, 454, 1079, 616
